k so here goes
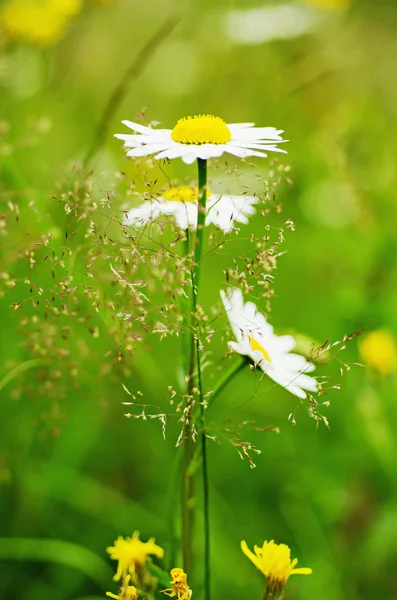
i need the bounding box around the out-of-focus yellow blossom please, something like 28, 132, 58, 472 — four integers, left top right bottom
301, 0, 352, 10
358, 329, 397, 376
47, 0, 82, 17
107, 531, 164, 582
0, 0, 82, 46
162, 568, 192, 600
107, 576, 139, 600
241, 540, 312, 598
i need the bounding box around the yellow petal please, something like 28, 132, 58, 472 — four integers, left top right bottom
241, 540, 266, 575
292, 567, 312, 575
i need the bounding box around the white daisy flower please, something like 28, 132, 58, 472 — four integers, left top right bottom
220, 287, 318, 399
115, 114, 287, 165
124, 185, 258, 233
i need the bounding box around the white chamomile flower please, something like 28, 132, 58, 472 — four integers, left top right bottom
124, 186, 258, 233
220, 287, 318, 399
115, 114, 287, 165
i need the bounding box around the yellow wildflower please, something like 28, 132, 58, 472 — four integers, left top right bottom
107, 531, 164, 582
107, 576, 138, 600
47, 0, 82, 17
106, 575, 138, 600
0, 0, 82, 46
162, 568, 192, 600
358, 329, 397, 376
241, 540, 312, 597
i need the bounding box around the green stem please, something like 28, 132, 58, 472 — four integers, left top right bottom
180, 226, 195, 577
208, 359, 247, 408
180, 158, 208, 587
263, 587, 284, 600
194, 159, 211, 600
83, 16, 178, 167
193, 158, 208, 290
167, 446, 183, 570
196, 338, 210, 600
182, 229, 192, 375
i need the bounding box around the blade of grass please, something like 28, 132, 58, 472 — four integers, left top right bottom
0, 538, 113, 587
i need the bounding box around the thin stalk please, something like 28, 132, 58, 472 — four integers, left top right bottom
263, 587, 283, 600
167, 446, 183, 570
181, 227, 196, 577
180, 158, 208, 585
196, 337, 210, 600
182, 229, 192, 374
84, 16, 178, 167
193, 158, 208, 289
194, 159, 211, 600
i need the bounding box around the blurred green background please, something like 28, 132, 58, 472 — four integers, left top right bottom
1, 0, 397, 599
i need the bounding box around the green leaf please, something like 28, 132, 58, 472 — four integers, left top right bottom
0, 537, 113, 587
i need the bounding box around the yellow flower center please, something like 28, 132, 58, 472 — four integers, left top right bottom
171, 115, 232, 145
162, 186, 199, 203
249, 336, 271, 362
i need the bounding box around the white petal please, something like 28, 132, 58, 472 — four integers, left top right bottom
295, 373, 318, 391
275, 335, 296, 353
265, 370, 304, 398
196, 145, 226, 160
124, 202, 161, 226
121, 120, 171, 136
126, 143, 173, 157
227, 123, 256, 130
181, 153, 198, 165
155, 145, 186, 160
115, 133, 170, 145
231, 141, 287, 151
206, 195, 258, 233
228, 340, 248, 356
166, 202, 198, 230
221, 288, 246, 342
226, 145, 268, 159
232, 127, 285, 141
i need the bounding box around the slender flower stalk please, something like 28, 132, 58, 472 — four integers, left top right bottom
180, 158, 211, 598
194, 159, 211, 600
167, 446, 183, 571
193, 159, 208, 290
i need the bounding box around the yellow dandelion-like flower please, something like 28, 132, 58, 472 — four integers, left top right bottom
162, 568, 192, 600
241, 540, 312, 597
47, 0, 82, 17
358, 329, 397, 376
0, 0, 82, 46
107, 576, 139, 600
107, 531, 164, 582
